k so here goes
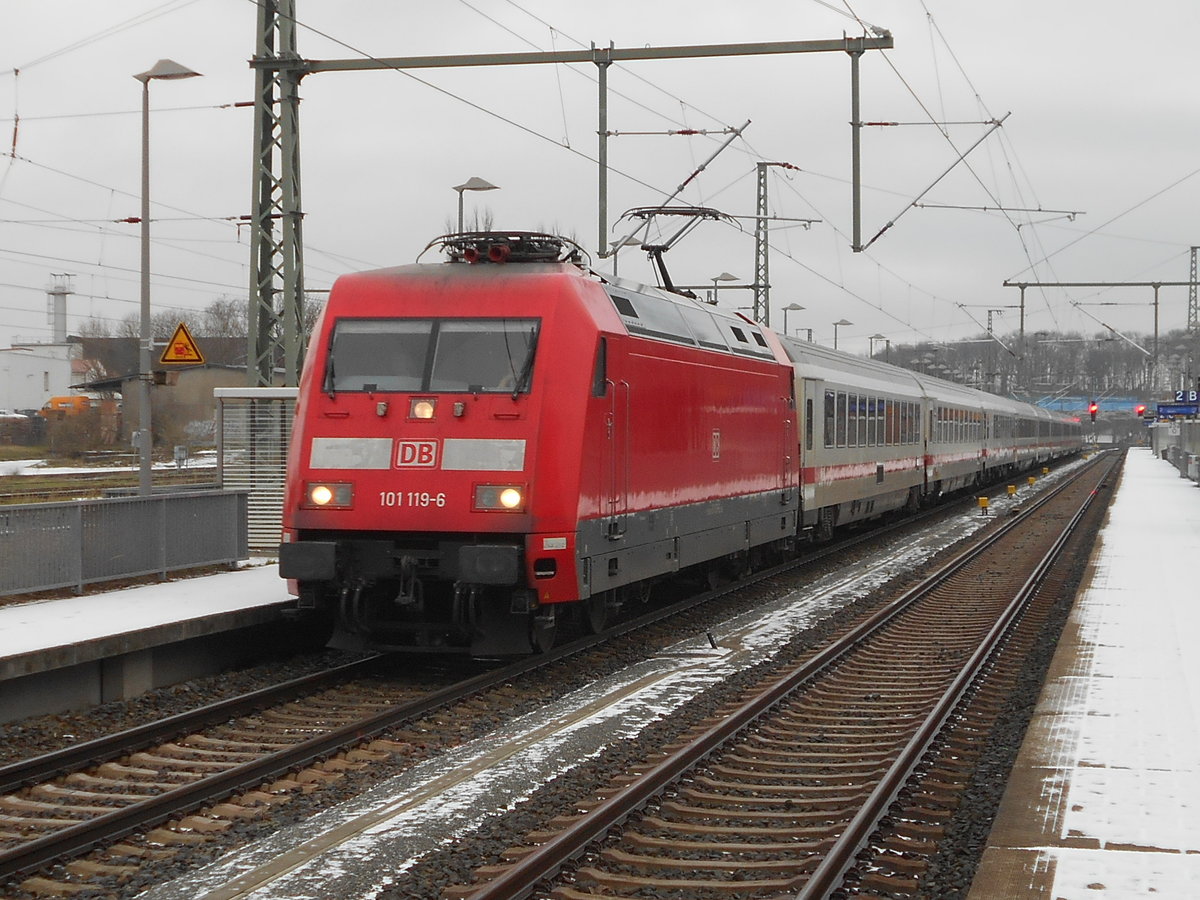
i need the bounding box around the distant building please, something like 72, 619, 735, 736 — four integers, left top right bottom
0, 342, 74, 411
78, 362, 250, 443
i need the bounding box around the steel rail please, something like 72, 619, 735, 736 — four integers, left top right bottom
459, 455, 1114, 900
0, 651, 539, 879
797, 454, 1118, 897
0, 656, 382, 795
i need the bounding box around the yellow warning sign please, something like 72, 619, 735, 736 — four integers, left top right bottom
160, 322, 205, 365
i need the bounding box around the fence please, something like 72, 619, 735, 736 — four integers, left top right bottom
215, 388, 297, 552
0, 491, 248, 597
1150, 419, 1200, 482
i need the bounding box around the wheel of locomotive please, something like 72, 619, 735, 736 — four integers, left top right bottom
581, 592, 608, 634
530, 605, 557, 654
705, 563, 722, 591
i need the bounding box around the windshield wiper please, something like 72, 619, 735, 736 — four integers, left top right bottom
324, 339, 337, 398
511, 329, 539, 401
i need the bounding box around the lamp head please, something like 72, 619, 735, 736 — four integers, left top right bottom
135, 59, 202, 83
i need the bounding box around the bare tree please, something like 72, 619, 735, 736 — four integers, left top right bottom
201, 296, 248, 337
77, 317, 112, 338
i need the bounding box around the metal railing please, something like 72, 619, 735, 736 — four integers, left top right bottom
215, 388, 296, 553
0, 491, 248, 597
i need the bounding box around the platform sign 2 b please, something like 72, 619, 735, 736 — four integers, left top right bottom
160, 322, 205, 365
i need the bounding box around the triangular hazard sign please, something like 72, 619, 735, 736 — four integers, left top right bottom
160, 322, 205, 364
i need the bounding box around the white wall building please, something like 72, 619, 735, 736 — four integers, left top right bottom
0, 343, 73, 411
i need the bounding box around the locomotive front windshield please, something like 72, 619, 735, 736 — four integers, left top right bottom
324, 318, 540, 394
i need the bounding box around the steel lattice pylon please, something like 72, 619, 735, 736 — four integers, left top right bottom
1189, 246, 1198, 334
753, 163, 770, 326
248, 0, 306, 387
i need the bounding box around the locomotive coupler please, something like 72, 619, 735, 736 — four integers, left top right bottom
392, 556, 424, 609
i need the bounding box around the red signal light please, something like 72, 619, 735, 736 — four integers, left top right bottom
1135, 404, 1146, 416
1089, 401, 1098, 422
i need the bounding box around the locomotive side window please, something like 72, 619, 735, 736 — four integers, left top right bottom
325, 318, 539, 394
592, 337, 608, 398
677, 305, 729, 350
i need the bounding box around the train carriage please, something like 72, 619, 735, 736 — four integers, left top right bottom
782, 339, 927, 538
279, 232, 1082, 655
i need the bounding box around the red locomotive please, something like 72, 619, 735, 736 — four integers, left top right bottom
279, 232, 1080, 654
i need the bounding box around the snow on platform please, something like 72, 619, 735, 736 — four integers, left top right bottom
969, 447, 1200, 899
0, 563, 292, 681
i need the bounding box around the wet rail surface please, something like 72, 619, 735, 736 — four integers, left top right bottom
443, 454, 1119, 900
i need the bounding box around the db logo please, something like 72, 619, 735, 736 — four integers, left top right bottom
396, 440, 438, 468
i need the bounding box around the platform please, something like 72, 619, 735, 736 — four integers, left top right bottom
969, 447, 1200, 898
0, 564, 298, 722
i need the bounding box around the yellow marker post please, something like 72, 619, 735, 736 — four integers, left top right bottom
1042, 467, 1050, 475
978, 496, 990, 516
1007, 484, 1017, 496
1027, 476, 1037, 486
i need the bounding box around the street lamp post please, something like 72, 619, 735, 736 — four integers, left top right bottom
609, 235, 640, 277
134, 59, 201, 496
832, 318, 853, 351
453, 176, 500, 233
782, 303, 805, 336
709, 271, 739, 305
868, 333, 886, 358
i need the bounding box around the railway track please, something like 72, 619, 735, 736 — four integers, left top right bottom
0, 466, 217, 506
0, 459, 1100, 897
436, 452, 1119, 899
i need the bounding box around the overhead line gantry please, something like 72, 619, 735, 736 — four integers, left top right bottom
248, 1, 891, 384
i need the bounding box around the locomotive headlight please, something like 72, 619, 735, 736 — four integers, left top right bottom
304, 481, 353, 508
410, 398, 437, 420
473, 484, 526, 512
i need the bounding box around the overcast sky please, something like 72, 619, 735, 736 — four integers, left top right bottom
1, 0, 1198, 358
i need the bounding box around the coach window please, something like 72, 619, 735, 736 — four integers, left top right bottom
805, 398, 814, 451
823, 390, 835, 447
847, 394, 858, 447
857, 396, 868, 446
836, 391, 848, 447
